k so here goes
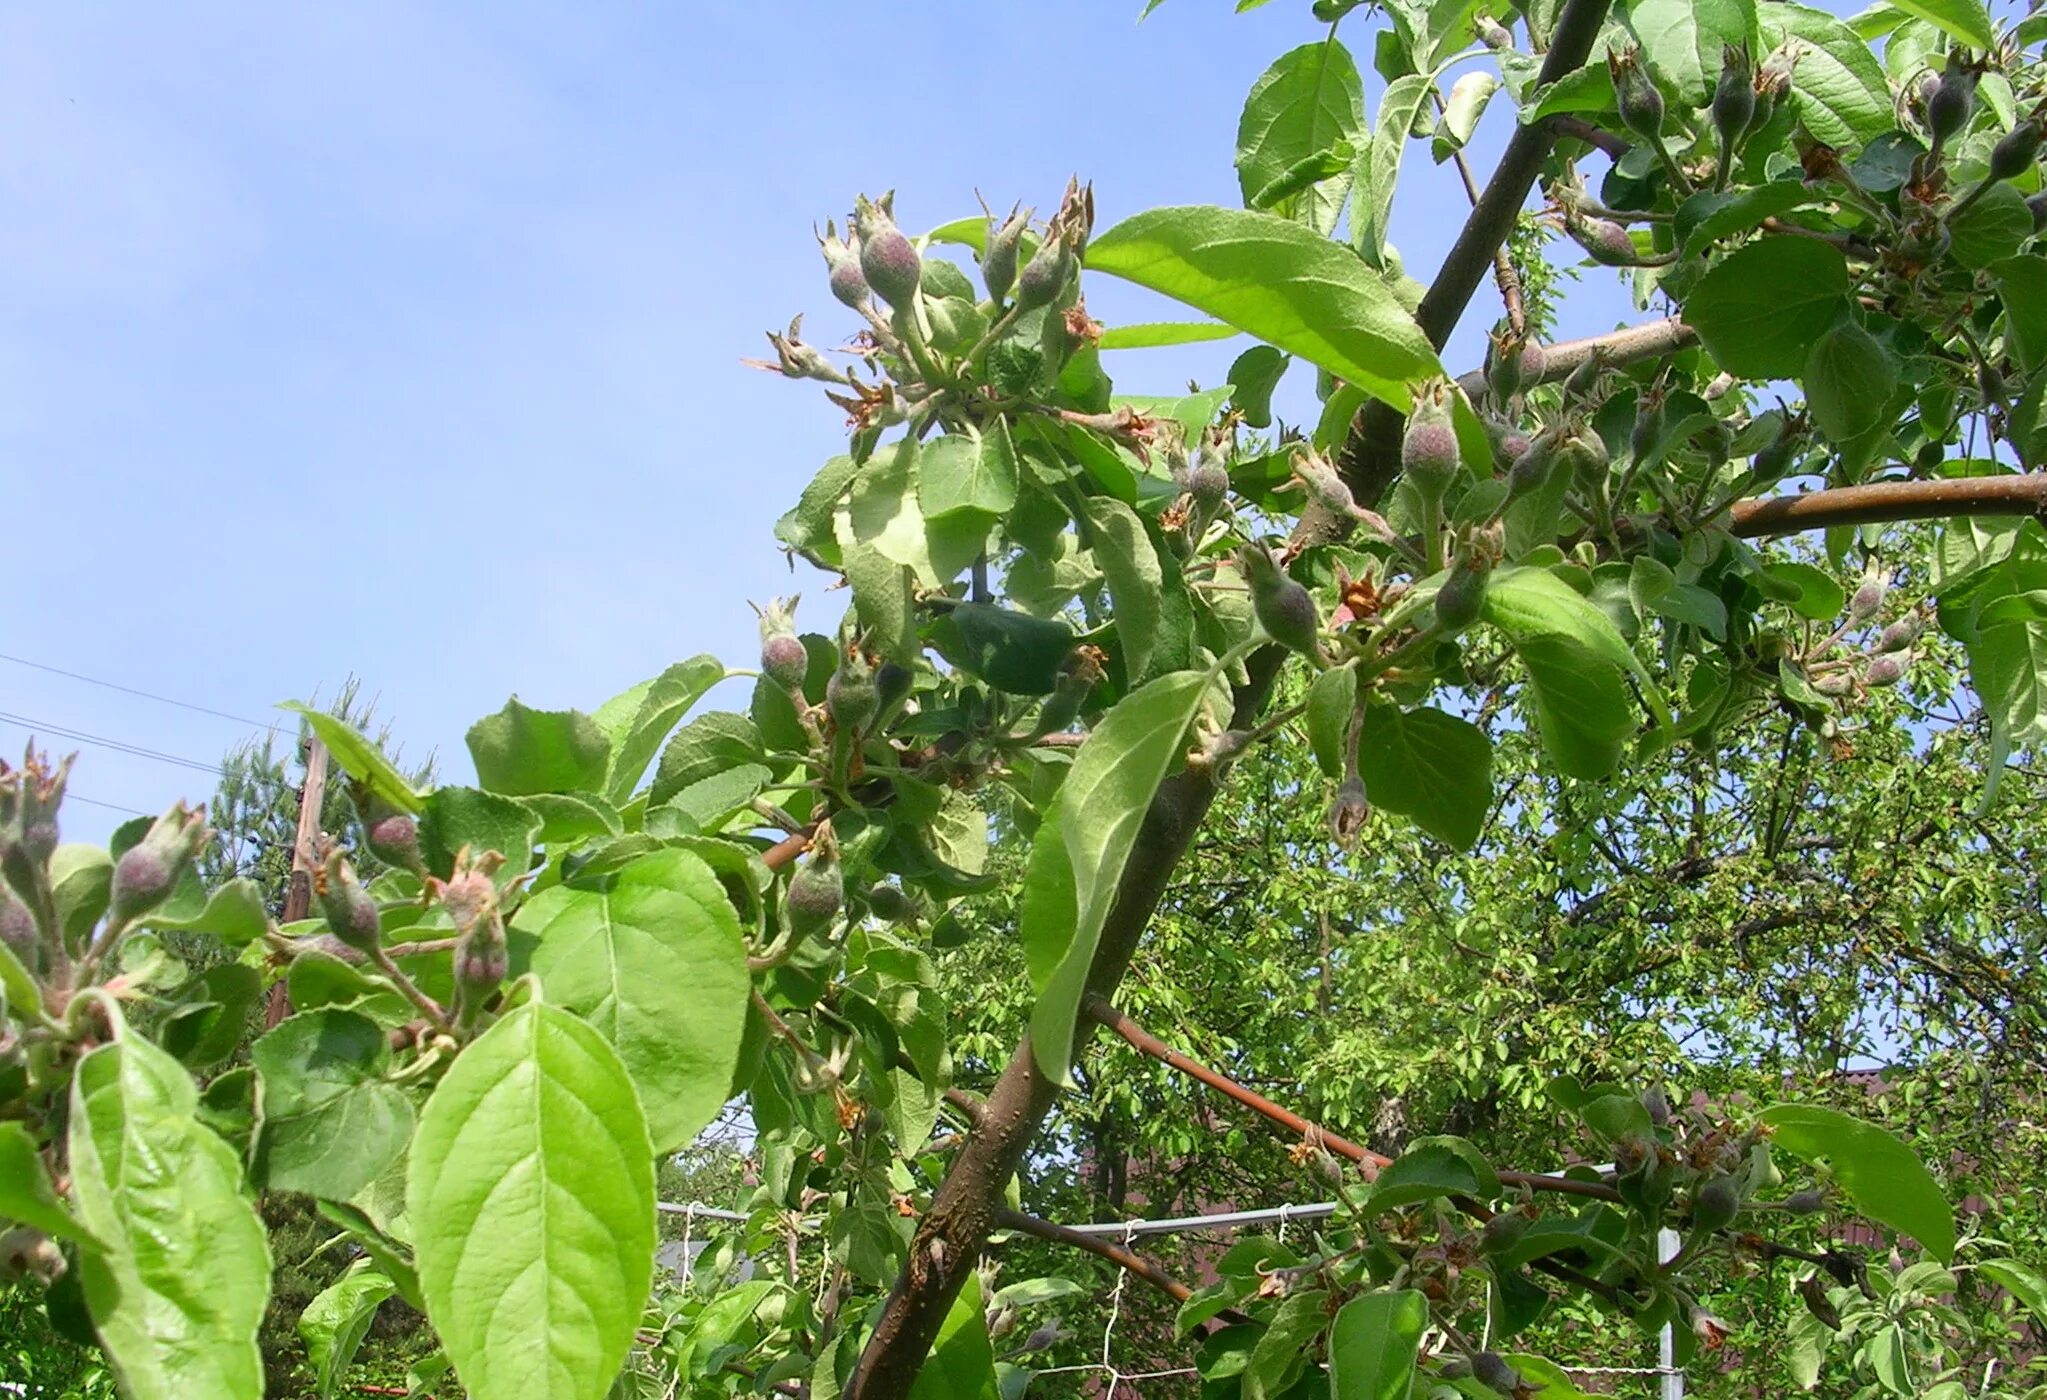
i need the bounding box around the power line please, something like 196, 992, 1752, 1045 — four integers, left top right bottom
0, 652, 275, 730
65, 792, 152, 818
0, 712, 222, 776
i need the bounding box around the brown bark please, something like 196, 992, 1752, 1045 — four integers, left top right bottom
843, 650, 1284, 1398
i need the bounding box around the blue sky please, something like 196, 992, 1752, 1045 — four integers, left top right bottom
2, 2, 1642, 842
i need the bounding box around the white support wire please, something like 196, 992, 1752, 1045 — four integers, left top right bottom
657, 1196, 1683, 1394
1033, 1222, 1199, 1397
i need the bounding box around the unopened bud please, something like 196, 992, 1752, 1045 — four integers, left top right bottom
853, 193, 922, 307
1472, 1351, 1523, 1395
1691, 1173, 1741, 1234
865, 882, 914, 924
362, 800, 422, 875
1849, 567, 1886, 621
1435, 549, 1491, 632
1402, 380, 1462, 502
317, 849, 382, 953
1631, 390, 1666, 465
1562, 349, 1608, 401
1863, 653, 1907, 688
1014, 237, 1074, 312
111, 801, 210, 924
1476, 14, 1513, 48
0, 882, 35, 962
1187, 459, 1231, 511
819, 220, 870, 309
1989, 120, 2043, 183
1926, 65, 1976, 147
1642, 1083, 1671, 1126
1568, 214, 1641, 266
826, 646, 880, 735
787, 852, 844, 943
982, 204, 1031, 301
1481, 1209, 1531, 1254
1875, 615, 1921, 653
754, 597, 810, 691
1785, 1188, 1826, 1215
1239, 546, 1322, 657
1714, 44, 1757, 153
1608, 45, 1665, 142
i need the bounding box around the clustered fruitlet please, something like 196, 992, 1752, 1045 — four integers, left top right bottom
0, 748, 72, 901
433, 849, 509, 1028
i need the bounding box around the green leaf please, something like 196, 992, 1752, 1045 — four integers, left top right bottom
1483, 567, 1668, 779
1993, 255, 2047, 373
0, 1120, 100, 1246
1504, 1355, 1594, 1397
1080, 498, 1164, 685
1227, 345, 1290, 429
49, 843, 110, 949
279, 702, 424, 814
520, 791, 623, 845
1245, 1290, 1330, 1400
142, 877, 269, 946
907, 1274, 1001, 1400
838, 529, 918, 664
1677, 181, 1820, 255
1087, 205, 1440, 414
1685, 237, 1850, 379
417, 786, 541, 885
1519, 64, 1617, 122
253, 1009, 415, 1201
299, 1259, 397, 1400
1328, 1289, 1426, 1400
776, 453, 860, 563
1357, 705, 1492, 849
0, 938, 39, 1021
1803, 321, 1896, 441
1948, 183, 2033, 269
1024, 671, 1210, 1085
1759, 3, 1895, 152
1352, 75, 1435, 269
466, 699, 611, 798
1762, 562, 1847, 620
1760, 1104, 1955, 1263
1431, 72, 1498, 161
1306, 665, 1359, 779
1884, 0, 1993, 48
920, 427, 1017, 521
1236, 40, 1364, 234
409, 1001, 655, 1400
1368, 1135, 1501, 1210
69, 1030, 270, 1400
1623, 0, 1757, 105
1976, 1258, 2047, 1326
592, 656, 727, 804
938, 604, 1077, 696
1097, 320, 1243, 350
159, 963, 264, 1066
512, 848, 749, 1154
650, 712, 764, 807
